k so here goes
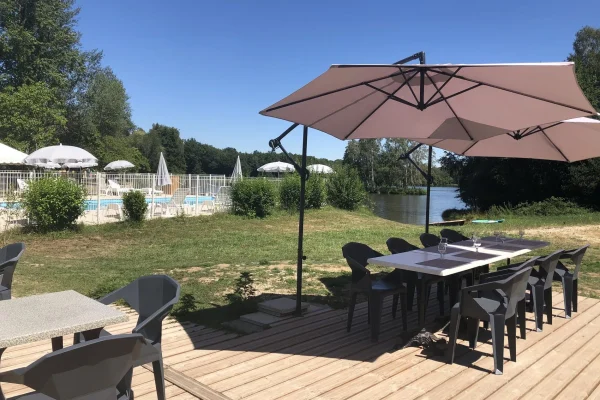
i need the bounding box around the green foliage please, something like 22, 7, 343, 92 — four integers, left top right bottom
489, 197, 591, 217
131, 128, 163, 172
306, 173, 326, 209
21, 177, 86, 232
172, 293, 198, 317
326, 166, 366, 211
378, 186, 426, 195
225, 272, 256, 303
231, 179, 276, 218
122, 191, 148, 222
150, 123, 186, 173
85, 68, 133, 137
279, 174, 301, 211
0, 83, 66, 152
568, 26, 600, 113
97, 136, 149, 172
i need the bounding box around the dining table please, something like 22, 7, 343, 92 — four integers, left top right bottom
367, 237, 549, 340
0, 290, 128, 400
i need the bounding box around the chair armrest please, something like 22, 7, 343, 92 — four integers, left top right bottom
98, 285, 128, 305
462, 280, 508, 294
0, 368, 25, 384
560, 248, 583, 259
132, 300, 177, 337
478, 269, 516, 284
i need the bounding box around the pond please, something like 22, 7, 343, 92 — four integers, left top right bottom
370, 187, 467, 225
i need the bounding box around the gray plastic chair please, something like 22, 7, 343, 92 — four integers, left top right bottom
386, 237, 445, 315
342, 242, 407, 342
78, 275, 181, 400
0, 242, 25, 300
0, 334, 145, 400
448, 266, 532, 375
499, 249, 563, 332
553, 245, 589, 318
477, 257, 538, 339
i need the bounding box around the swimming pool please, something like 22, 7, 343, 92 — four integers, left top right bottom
83, 196, 214, 210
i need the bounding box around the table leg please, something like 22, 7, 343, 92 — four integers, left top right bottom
418, 273, 426, 328
81, 327, 103, 341
51, 336, 63, 351
0, 348, 5, 400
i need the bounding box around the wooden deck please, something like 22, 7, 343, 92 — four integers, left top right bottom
3, 292, 600, 400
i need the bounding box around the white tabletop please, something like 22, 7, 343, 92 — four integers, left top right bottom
0, 290, 128, 348
368, 238, 546, 277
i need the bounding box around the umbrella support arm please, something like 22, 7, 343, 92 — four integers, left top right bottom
268, 123, 309, 179
399, 144, 434, 184
400, 143, 434, 233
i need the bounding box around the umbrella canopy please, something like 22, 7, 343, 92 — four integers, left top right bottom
34, 162, 61, 169
257, 161, 295, 173
25, 144, 97, 166
260, 62, 595, 141
104, 160, 135, 171
0, 142, 27, 165
307, 164, 334, 174
416, 116, 600, 163
231, 156, 243, 181
64, 161, 98, 169
156, 152, 171, 187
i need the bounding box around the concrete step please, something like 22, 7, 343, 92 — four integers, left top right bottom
258, 297, 309, 317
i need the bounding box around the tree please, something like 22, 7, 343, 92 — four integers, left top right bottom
97, 136, 149, 172
85, 68, 133, 137
148, 124, 185, 173
0, 82, 66, 152
183, 139, 203, 174
131, 128, 163, 172
568, 26, 600, 113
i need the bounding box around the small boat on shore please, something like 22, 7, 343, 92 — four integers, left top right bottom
430, 219, 465, 227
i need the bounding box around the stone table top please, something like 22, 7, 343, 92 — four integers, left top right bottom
0, 290, 128, 348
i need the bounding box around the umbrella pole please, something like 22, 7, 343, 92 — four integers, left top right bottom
296, 126, 308, 315
425, 145, 432, 233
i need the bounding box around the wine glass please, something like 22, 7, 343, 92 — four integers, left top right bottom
438, 241, 447, 259
500, 232, 507, 243
473, 236, 481, 252
519, 229, 525, 240
494, 231, 500, 242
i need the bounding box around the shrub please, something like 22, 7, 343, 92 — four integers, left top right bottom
231, 179, 276, 218
279, 174, 301, 211
306, 173, 326, 209
489, 197, 589, 217
122, 190, 148, 222
22, 177, 86, 232
326, 166, 367, 210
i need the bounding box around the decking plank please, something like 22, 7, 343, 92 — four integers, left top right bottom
553, 349, 600, 400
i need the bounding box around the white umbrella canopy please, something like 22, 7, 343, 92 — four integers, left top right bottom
231, 156, 243, 181
25, 144, 97, 166
257, 161, 295, 173
104, 160, 135, 171
260, 62, 595, 141
0, 142, 27, 165
307, 164, 334, 174
64, 161, 98, 169
416, 116, 600, 162
34, 162, 61, 169
156, 152, 171, 187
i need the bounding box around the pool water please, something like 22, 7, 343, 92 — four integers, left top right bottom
0, 196, 215, 210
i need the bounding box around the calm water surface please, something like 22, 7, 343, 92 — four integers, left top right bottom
370, 187, 466, 225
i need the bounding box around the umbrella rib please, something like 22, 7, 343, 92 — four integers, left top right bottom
425, 71, 474, 140
263, 69, 416, 113
460, 141, 479, 156
364, 83, 419, 108
428, 68, 594, 115
424, 67, 462, 106
539, 126, 570, 162
344, 70, 420, 140
427, 83, 482, 107
398, 68, 420, 104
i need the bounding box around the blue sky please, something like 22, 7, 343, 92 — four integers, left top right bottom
76, 0, 595, 160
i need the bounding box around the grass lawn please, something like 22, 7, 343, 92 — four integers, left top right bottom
7, 207, 600, 327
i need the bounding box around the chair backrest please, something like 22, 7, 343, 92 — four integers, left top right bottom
342, 242, 382, 284
16, 179, 28, 190
170, 188, 190, 206
563, 245, 589, 279
118, 275, 181, 343
440, 229, 469, 243
537, 249, 564, 290
386, 237, 419, 254
0, 242, 25, 290
420, 233, 440, 248
108, 180, 120, 190
502, 266, 533, 318
4, 334, 144, 400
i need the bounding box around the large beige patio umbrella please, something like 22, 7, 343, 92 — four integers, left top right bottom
416, 116, 600, 162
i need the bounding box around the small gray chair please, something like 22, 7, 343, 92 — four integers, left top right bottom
0, 334, 145, 400
553, 245, 589, 318
448, 266, 532, 375
0, 242, 25, 300
77, 275, 181, 400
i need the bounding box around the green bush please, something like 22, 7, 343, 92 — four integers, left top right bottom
122, 191, 148, 222
489, 197, 590, 217
279, 174, 301, 211
326, 166, 367, 211
22, 177, 86, 232
306, 173, 326, 209
279, 173, 326, 212
231, 179, 276, 218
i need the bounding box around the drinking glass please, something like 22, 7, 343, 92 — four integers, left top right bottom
494, 231, 500, 242
473, 236, 481, 252
500, 232, 507, 243
438, 242, 447, 259
519, 229, 525, 240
